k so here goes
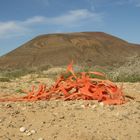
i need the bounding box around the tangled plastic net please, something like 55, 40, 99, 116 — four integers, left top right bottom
0, 62, 126, 105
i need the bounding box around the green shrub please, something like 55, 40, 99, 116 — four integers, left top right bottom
15, 89, 24, 94
107, 72, 140, 82
0, 68, 35, 79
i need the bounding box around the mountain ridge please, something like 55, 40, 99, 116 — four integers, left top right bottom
0, 32, 140, 69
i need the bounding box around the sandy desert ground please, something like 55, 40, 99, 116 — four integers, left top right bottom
0, 76, 140, 140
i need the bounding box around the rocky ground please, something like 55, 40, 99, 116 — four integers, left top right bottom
0, 75, 140, 140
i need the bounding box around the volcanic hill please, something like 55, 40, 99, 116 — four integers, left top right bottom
0, 32, 140, 69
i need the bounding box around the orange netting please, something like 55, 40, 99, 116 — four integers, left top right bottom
0, 62, 126, 105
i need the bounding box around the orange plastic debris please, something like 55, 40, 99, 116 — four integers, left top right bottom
0, 63, 126, 105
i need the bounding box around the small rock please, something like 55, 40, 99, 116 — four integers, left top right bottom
59, 115, 65, 119
19, 127, 26, 132
69, 88, 77, 94
74, 105, 82, 110
5, 103, 12, 108
99, 102, 104, 107
109, 106, 114, 111
14, 110, 20, 114
51, 118, 56, 122
91, 105, 97, 109
81, 105, 86, 108
26, 132, 32, 136
25, 130, 29, 133
116, 112, 119, 117
22, 118, 25, 122
38, 137, 44, 140
52, 112, 58, 116
69, 113, 75, 117
21, 107, 27, 110
30, 129, 36, 134
4, 137, 11, 140
42, 121, 46, 124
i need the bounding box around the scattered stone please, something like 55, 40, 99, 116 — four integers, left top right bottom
26, 132, 32, 136
14, 110, 20, 114
21, 107, 27, 110
91, 105, 97, 109
52, 112, 58, 117
109, 106, 114, 111
19, 127, 26, 133
59, 115, 65, 119
42, 121, 46, 124
116, 112, 119, 117
99, 102, 104, 107
25, 130, 29, 133
4, 137, 11, 140
5, 103, 12, 108
69, 88, 77, 94
81, 104, 86, 108
69, 113, 75, 117
22, 118, 25, 122
38, 137, 44, 140
74, 105, 82, 110
30, 129, 36, 134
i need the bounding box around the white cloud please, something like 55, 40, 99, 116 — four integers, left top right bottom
47, 9, 102, 25
0, 21, 29, 39
23, 16, 47, 25
88, 0, 140, 7
0, 9, 102, 39
23, 9, 102, 26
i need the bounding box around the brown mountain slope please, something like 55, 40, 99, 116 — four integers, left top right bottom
0, 32, 140, 69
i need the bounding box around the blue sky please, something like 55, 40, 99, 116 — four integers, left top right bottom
0, 0, 140, 56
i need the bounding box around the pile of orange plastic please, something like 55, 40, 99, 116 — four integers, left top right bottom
0, 62, 126, 105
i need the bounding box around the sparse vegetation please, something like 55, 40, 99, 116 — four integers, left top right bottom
0, 77, 10, 82
0, 69, 32, 79
60, 65, 140, 82
38, 64, 52, 71
0, 57, 140, 82
108, 72, 140, 82
15, 89, 24, 94
107, 56, 140, 82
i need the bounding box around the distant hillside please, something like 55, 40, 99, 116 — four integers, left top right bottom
0, 32, 140, 70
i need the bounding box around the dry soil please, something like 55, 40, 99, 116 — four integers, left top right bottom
0, 77, 140, 140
